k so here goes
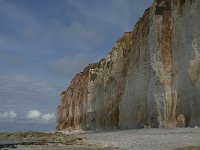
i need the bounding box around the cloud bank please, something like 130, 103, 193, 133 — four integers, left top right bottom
27, 110, 41, 119
0, 109, 55, 122
41, 113, 56, 121
0, 111, 17, 120
27, 110, 55, 122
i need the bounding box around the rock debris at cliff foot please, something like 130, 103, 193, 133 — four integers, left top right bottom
57, 0, 200, 131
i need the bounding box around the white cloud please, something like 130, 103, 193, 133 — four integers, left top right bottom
41, 113, 55, 121
26, 110, 55, 122
27, 110, 41, 119
0, 111, 17, 119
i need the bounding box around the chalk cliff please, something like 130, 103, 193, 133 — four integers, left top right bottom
57, 0, 200, 131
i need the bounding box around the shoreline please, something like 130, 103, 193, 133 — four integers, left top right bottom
0, 131, 119, 150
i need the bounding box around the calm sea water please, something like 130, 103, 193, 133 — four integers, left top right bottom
0, 140, 11, 145
0, 121, 55, 132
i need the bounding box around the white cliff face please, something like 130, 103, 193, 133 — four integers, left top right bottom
86, 33, 132, 130
171, 0, 200, 127
57, 0, 200, 131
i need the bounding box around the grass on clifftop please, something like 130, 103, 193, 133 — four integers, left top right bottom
176, 146, 200, 150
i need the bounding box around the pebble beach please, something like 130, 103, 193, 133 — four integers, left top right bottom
77, 128, 200, 150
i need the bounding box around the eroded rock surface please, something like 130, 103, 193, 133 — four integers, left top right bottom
57, 0, 200, 131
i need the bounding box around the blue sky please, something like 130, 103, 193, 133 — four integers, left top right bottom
0, 0, 152, 132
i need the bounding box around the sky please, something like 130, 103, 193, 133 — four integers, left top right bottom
0, 0, 153, 132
